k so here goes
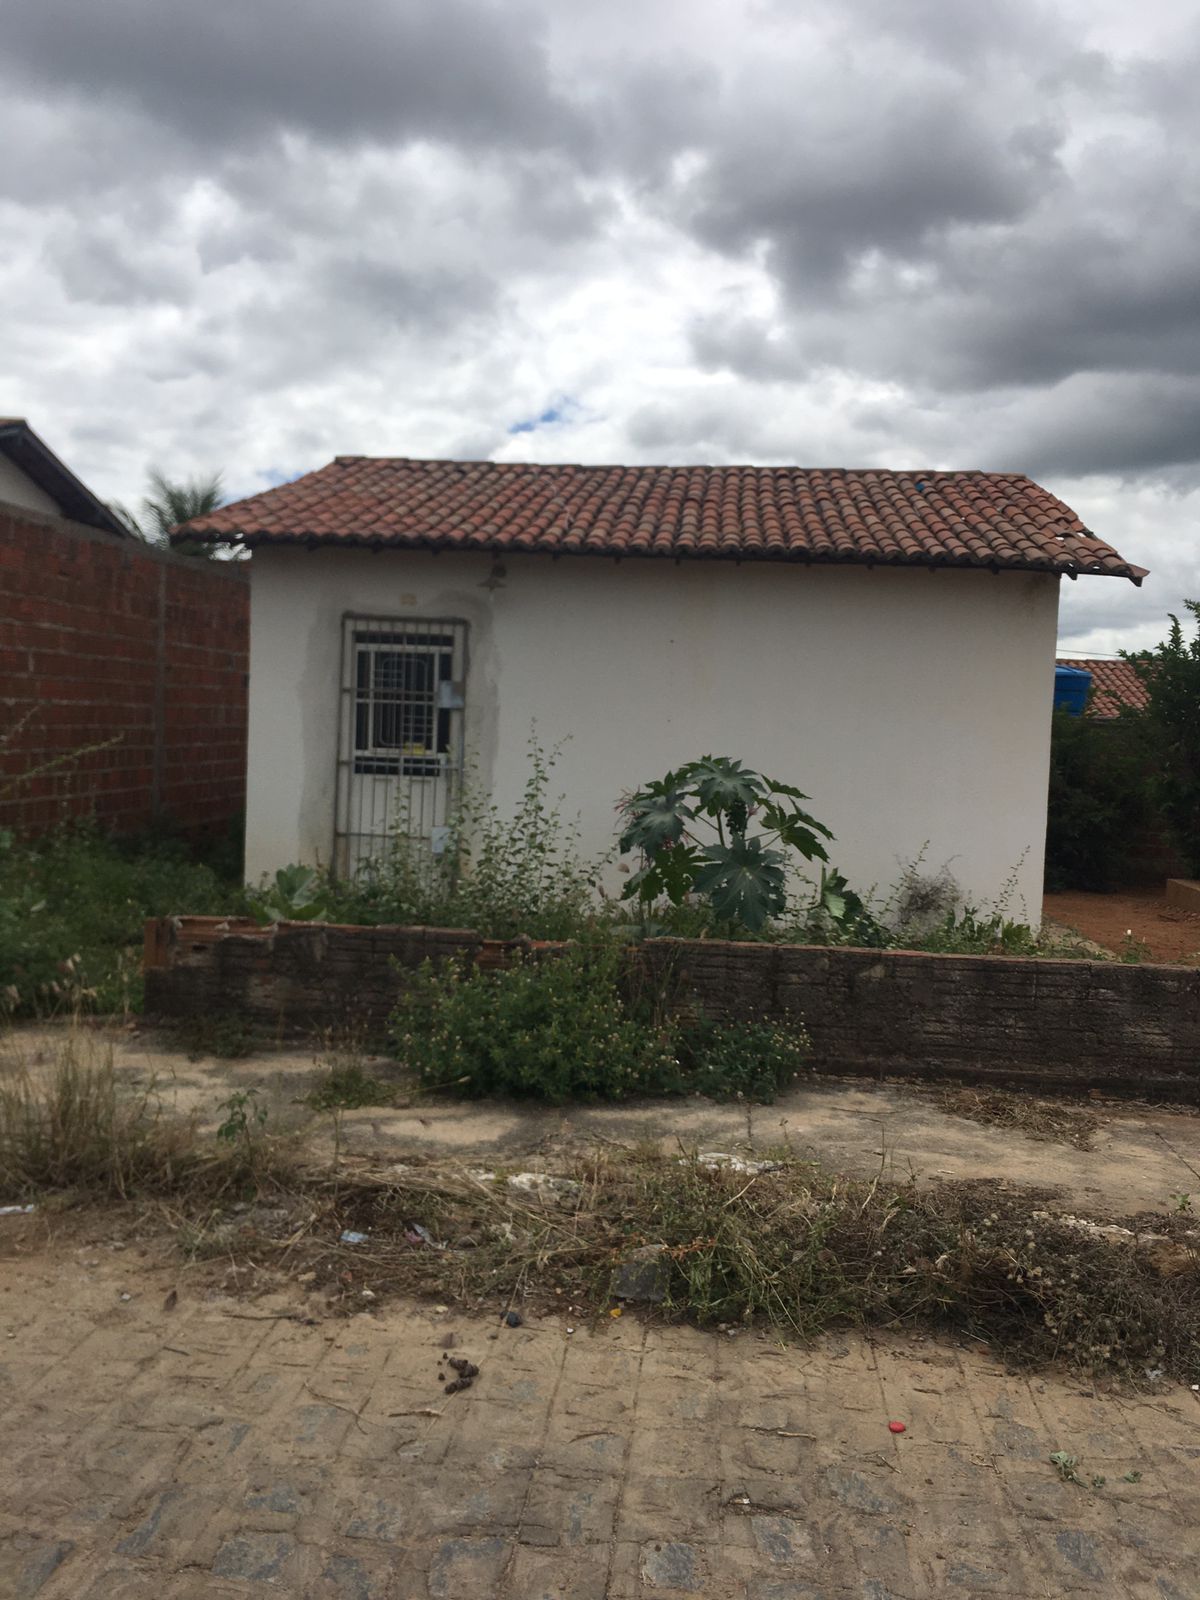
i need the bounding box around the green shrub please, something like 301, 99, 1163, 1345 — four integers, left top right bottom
392, 943, 673, 1102
248, 864, 329, 924
1127, 601, 1200, 876
1044, 709, 1161, 890
390, 943, 807, 1104
330, 736, 602, 940
618, 755, 833, 932
678, 1016, 811, 1101
306, 1062, 391, 1110
0, 824, 239, 1016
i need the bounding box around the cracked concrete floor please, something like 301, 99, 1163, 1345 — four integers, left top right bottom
1, 1222, 1199, 1599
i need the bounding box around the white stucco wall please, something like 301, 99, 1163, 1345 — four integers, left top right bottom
244, 546, 1062, 921
0, 454, 60, 516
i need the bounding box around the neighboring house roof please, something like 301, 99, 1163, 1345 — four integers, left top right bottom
0, 418, 128, 537
178, 458, 1144, 581
1055, 657, 1149, 719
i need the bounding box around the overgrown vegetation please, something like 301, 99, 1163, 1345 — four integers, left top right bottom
326, 738, 601, 940
390, 943, 809, 1103
1045, 602, 1200, 890
929, 1085, 1101, 1150
0, 1052, 200, 1198
0, 823, 238, 1016
4, 1046, 1197, 1382
0, 1049, 282, 1202
306, 1060, 392, 1110
1045, 709, 1161, 891
230, 744, 1090, 960
1127, 599, 1200, 877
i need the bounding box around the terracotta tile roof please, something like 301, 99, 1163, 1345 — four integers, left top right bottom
179, 458, 1143, 581
1055, 657, 1149, 718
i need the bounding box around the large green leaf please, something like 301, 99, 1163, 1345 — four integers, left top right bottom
618, 780, 694, 854
682, 757, 763, 833
621, 843, 706, 906
693, 839, 788, 931
759, 800, 833, 860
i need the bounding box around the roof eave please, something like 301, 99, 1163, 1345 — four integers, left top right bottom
177, 527, 1146, 581
0, 420, 128, 538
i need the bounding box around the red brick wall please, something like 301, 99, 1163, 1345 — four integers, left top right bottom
0, 504, 248, 837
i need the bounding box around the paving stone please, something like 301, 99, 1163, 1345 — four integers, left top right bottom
613, 1247, 670, 1303
116, 1488, 222, 1560
817, 1467, 906, 1517
426, 1535, 510, 1598
211, 1531, 298, 1582
317, 1550, 391, 1599
341, 1492, 408, 1543
243, 1482, 304, 1516
617, 1476, 724, 1542
5, 1249, 1200, 1600
0, 1535, 74, 1598
751, 1514, 818, 1564
520, 1469, 620, 1547
409, 1469, 530, 1537
502, 1542, 611, 1599
640, 1540, 707, 1592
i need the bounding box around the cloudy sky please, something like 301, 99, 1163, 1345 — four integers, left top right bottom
2, 0, 1198, 651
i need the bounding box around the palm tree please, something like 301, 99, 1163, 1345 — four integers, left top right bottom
110, 469, 225, 557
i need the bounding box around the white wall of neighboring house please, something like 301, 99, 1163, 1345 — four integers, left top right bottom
0, 454, 60, 516
244, 545, 1061, 921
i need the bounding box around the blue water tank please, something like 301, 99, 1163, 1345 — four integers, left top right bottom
1053, 665, 1092, 716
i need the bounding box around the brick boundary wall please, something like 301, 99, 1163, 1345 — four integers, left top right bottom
0, 504, 248, 837
144, 918, 1200, 1098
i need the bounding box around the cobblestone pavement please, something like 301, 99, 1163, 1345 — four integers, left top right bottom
1, 1241, 1199, 1599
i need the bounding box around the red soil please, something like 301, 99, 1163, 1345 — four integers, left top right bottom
1043, 888, 1200, 964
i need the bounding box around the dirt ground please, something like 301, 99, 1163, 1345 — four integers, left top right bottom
2, 1218, 1200, 1600
1043, 888, 1200, 964
8, 1020, 1200, 1217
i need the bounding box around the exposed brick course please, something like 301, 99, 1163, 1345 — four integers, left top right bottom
0, 506, 248, 837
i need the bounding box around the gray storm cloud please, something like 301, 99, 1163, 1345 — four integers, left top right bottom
1, 0, 1197, 649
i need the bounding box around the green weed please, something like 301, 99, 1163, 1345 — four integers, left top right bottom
306, 1062, 392, 1111
0, 823, 239, 1017
389, 944, 809, 1104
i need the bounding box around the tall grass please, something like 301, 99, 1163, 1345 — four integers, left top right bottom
0, 823, 240, 1017
0, 1043, 277, 1200
0, 1047, 195, 1198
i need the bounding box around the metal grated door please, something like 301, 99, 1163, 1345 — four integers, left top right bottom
333, 615, 468, 877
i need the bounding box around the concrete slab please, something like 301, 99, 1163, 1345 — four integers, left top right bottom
1166, 877, 1200, 912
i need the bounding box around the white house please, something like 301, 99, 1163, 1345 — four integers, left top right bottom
181, 459, 1143, 921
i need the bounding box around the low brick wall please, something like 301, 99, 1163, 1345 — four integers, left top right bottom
636, 940, 1200, 1097
143, 918, 485, 1041
143, 918, 1200, 1097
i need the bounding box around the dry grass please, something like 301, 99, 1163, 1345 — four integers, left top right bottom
3, 1042, 1197, 1383
0, 1043, 288, 1202
189, 1149, 1200, 1383
927, 1084, 1102, 1150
